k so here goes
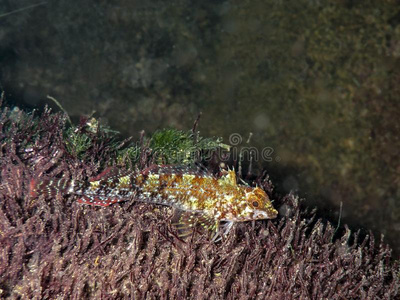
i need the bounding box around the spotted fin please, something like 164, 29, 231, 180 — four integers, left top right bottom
142, 164, 212, 177
218, 170, 237, 187
89, 167, 120, 182
88, 167, 133, 184
172, 210, 217, 238
29, 176, 73, 199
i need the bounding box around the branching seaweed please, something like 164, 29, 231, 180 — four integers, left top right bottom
0, 101, 399, 299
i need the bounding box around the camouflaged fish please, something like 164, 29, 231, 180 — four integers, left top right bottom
30, 165, 278, 238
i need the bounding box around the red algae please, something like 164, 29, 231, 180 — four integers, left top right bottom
0, 101, 398, 299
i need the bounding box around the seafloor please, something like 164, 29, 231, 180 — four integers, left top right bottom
0, 104, 398, 298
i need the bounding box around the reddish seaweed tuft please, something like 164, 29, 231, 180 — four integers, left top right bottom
0, 102, 399, 299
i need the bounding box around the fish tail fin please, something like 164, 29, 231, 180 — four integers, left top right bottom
29, 176, 74, 199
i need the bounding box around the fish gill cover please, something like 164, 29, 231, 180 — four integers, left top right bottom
0, 96, 399, 299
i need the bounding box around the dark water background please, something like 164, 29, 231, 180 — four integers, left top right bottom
1, 0, 400, 257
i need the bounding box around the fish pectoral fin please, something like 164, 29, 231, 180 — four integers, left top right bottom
171, 210, 216, 238
211, 221, 234, 242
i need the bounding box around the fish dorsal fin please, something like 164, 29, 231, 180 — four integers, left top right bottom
219, 170, 237, 187
171, 210, 217, 238
142, 164, 212, 177
89, 167, 132, 182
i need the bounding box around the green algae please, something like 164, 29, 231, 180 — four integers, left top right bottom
150, 128, 228, 165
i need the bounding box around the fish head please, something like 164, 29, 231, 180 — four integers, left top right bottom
239, 187, 278, 220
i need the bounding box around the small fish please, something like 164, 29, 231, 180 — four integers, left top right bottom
30, 165, 278, 238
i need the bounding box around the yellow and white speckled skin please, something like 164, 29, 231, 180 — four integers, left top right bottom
136, 167, 278, 221
31, 164, 278, 237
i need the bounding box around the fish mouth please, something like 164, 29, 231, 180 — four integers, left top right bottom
253, 209, 278, 219
221, 209, 278, 222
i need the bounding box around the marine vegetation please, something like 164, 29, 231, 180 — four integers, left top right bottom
0, 97, 399, 298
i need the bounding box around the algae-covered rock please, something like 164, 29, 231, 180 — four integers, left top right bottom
0, 99, 398, 299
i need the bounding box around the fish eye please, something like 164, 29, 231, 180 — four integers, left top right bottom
252, 201, 259, 207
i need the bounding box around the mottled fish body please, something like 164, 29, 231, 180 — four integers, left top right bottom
30, 165, 278, 237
